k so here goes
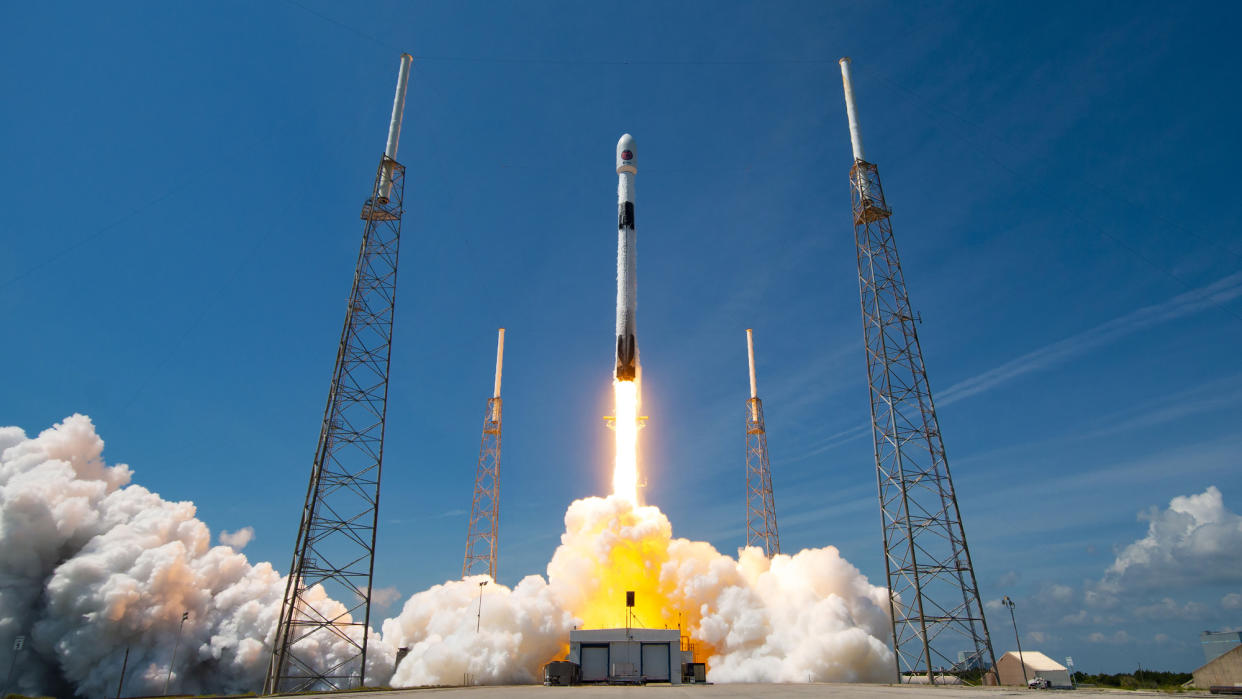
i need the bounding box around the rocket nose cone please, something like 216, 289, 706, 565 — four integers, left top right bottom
616, 133, 636, 173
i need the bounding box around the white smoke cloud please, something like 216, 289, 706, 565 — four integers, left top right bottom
370, 585, 402, 609
382, 575, 574, 686
0, 415, 393, 698
382, 496, 894, 686
218, 526, 254, 549
3, 417, 894, 696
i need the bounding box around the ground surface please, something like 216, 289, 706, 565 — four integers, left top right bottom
290, 685, 1213, 699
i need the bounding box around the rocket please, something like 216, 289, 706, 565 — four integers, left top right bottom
615, 134, 639, 382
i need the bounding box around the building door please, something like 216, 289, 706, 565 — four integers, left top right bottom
641, 643, 670, 682
581, 645, 609, 682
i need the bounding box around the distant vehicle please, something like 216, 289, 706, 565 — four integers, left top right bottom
1029, 676, 1051, 689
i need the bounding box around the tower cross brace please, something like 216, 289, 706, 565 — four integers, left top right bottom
463, 329, 504, 580
745, 328, 780, 557
265, 156, 405, 694
840, 56, 996, 684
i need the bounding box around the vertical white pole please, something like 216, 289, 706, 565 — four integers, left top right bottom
746, 329, 758, 399
839, 57, 866, 162
493, 329, 505, 399
379, 53, 413, 201
747, 329, 759, 422
492, 329, 504, 422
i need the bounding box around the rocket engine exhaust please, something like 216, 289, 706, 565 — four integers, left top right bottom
615, 134, 639, 382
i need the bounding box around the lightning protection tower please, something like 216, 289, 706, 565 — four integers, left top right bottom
744, 329, 780, 557
264, 53, 412, 695
463, 328, 504, 579
837, 58, 996, 683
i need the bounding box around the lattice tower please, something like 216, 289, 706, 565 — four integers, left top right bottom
264, 54, 412, 695
744, 329, 780, 556
463, 329, 504, 579
839, 57, 996, 683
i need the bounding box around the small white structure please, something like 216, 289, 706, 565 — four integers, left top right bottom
568, 628, 686, 684
995, 651, 1072, 688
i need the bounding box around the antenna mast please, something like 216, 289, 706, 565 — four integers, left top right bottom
839, 57, 996, 684
463, 328, 504, 579
744, 329, 780, 557
264, 53, 412, 694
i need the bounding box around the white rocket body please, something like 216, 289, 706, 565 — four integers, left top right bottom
615, 134, 639, 382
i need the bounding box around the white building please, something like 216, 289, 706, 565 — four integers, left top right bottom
995, 650, 1072, 688
567, 628, 688, 684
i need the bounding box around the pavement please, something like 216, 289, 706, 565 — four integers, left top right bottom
289, 685, 1213, 699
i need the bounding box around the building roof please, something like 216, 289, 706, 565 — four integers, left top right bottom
1002, 651, 1067, 672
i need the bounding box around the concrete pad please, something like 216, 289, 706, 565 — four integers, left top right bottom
288, 684, 1215, 699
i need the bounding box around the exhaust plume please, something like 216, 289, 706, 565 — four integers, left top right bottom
383, 495, 895, 684
0, 415, 392, 698
3, 415, 894, 696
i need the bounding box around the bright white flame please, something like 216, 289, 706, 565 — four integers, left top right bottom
612, 379, 639, 505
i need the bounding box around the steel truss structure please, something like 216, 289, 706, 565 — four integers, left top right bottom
850, 159, 996, 683
265, 156, 405, 694
462, 395, 501, 579
745, 396, 780, 557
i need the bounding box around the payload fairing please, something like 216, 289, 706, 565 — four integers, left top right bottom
615, 134, 639, 382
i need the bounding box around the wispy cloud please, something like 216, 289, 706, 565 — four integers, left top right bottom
1079, 372, 1242, 439
938, 272, 1242, 406
774, 423, 871, 465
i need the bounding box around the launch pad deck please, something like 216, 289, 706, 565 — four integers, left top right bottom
289, 684, 1217, 699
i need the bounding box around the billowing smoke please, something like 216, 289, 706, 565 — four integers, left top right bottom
382, 496, 895, 684
2, 416, 893, 696
382, 575, 574, 685
0, 415, 391, 698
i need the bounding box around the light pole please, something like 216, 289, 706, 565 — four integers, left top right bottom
116, 646, 130, 699
476, 581, 488, 633
1002, 596, 1028, 688
164, 611, 188, 696
4, 635, 26, 697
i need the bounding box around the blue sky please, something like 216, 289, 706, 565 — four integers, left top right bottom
4, 0, 1242, 675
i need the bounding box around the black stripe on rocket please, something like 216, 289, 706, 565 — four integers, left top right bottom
615, 202, 637, 381
618, 201, 635, 229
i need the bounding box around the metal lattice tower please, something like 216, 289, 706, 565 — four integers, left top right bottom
744, 329, 780, 556
463, 329, 504, 580
265, 54, 412, 695
839, 58, 996, 683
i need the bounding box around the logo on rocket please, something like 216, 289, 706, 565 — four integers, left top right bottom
615, 134, 638, 381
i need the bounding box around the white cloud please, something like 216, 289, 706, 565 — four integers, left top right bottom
1132, 597, 1207, 621
1061, 609, 1088, 625
1223, 593, 1242, 610
218, 526, 254, 549
1027, 631, 1054, 644
1087, 630, 1131, 644
1040, 584, 1075, 604
1101, 486, 1242, 591
997, 571, 1020, 587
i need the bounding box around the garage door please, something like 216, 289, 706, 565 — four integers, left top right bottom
641, 643, 670, 682
581, 645, 609, 682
